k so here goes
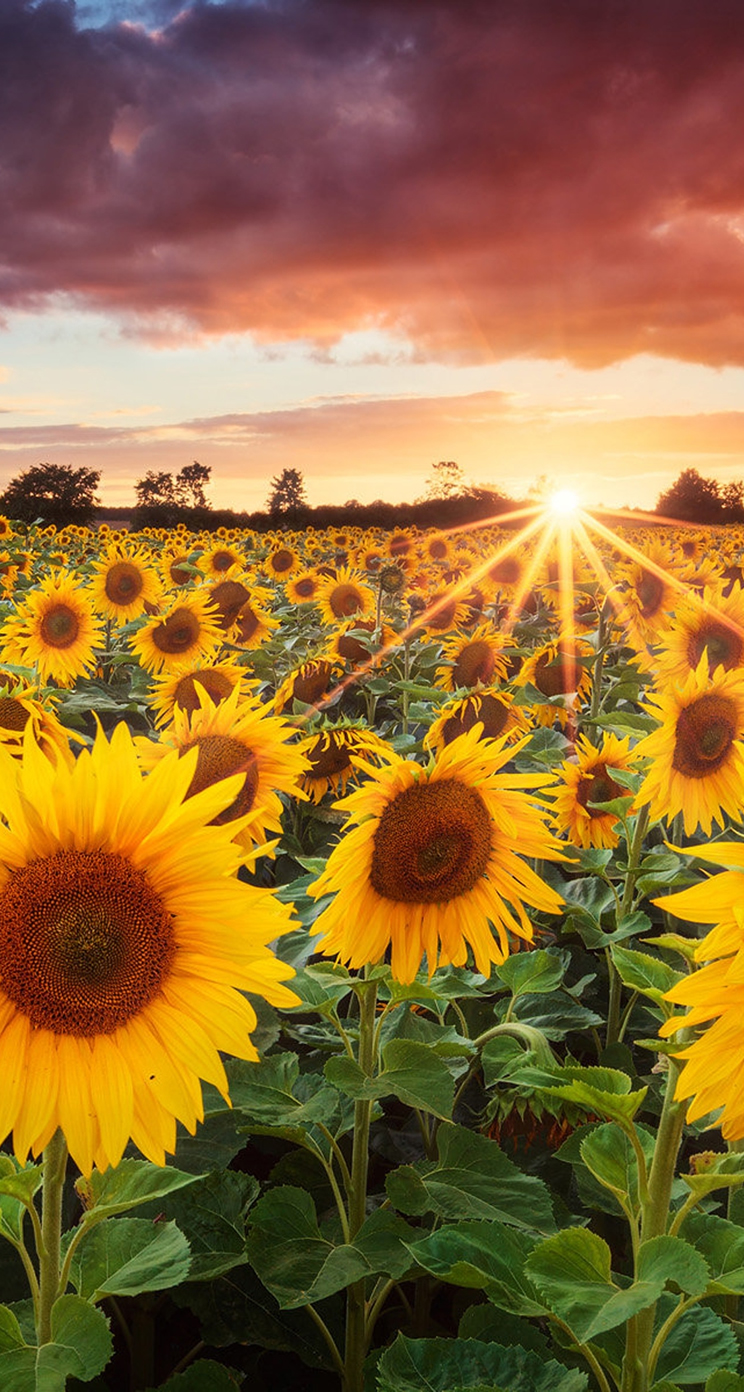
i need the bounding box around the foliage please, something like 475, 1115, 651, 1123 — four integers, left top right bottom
0, 463, 100, 527
267, 467, 309, 520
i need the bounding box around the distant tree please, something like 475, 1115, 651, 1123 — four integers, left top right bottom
656, 468, 723, 523
721, 479, 744, 523
0, 462, 100, 527
423, 460, 466, 500
267, 468, 308, 518
134, 471, 177, 509
175, 461, 211, 509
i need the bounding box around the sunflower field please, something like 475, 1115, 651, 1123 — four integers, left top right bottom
1, 506, 744, 1392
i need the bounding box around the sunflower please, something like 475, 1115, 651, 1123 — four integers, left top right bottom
412, 589, 471, 639
160, 548, 203, 590
0, 683, 76, 766
297, 723, 393, 802
329, 618, 398, 668
655, 841, 744, 1138
132, 592, 222, 675
435, 624, 514, 692
0, 721, 297, 1175
633, 659, 744, 836
231, 597, 280, 649
424, 689, 530, 754
90, 546, 164, 623
656, 583, 744, 684
0, 570, 104, 687
207, 576, 252, 631
274, 657, 340, 714
307, 727, 565, 982
517, 640, 593, 727
617, 537, 679, 646
264, 544, 300, 581
146, 658, 256, 729
285, 569, 323, 605
551, 733, 633, 850
202, 542, 245, 577
0, 515, 14, 539
136, 685, 309, 853
315, 567, 376, 625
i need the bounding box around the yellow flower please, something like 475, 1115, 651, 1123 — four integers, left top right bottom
201, 542, 245, 577
656, 840, 744, 1138
551, 733, 633, 849
315, 567, 376, 626
0, 570, 104, 687
656, 583, 744, 684
0, 722, 297, 1175
285, 569, 323, 604
264, 544, 300, 580
146, 658, 257, 729
231, 597, 280, 649
425, 690, 530, 755
633, 659, 744, 836
435, 623, 515, 692
297, 723, 393, 802
136, 685, 309, 853
90, 546, 164, 622
274, 657, 340, 714
131, 592, 222, 674
160, 547, 203, 590
308, 727, 565, 983
516, 640, 593, 727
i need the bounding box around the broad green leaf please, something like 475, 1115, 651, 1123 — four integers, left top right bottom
547, 1065, 648, 1124
706, 1375, 744, 1392
173, 1263, 336, 1371
0, 1158, 43, 1243
146, 1359, 243, 1390
285, 962, 352, 1014
680, 1151, 744, 1200
0, 1305, 24, 1353
510, 992, 603, 1040
245, 1186, 415, 1308
636, 1236, 709, 1297
226, 1053, 341, 1129
376, 1334, 588, 1392
70, 1217, 191, 1299
525, 1228, 662, 1341
379, 1008, 474, 1063
13, 1295, 115, 1391
76, 1160, 200, 1219
325, 1039, 454, 1119
654, 1303, 738, 1385
579, 1123, 655, 1213
495, 949, 567, 998
138, 1169, 258, 1282
458, 1304, 551, 1356
679, 1211, 744, 1294
610, 945, 682, 1006
385, 1123, 555, 1233
407, 1222, 546, 1318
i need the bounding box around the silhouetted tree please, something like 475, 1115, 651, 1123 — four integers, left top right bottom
423, 460, 466, 500
721, 480, 744, 523
0, 462, 100, 527
267, 468, 308, 519
134, 471, 177, 508
656, 468, 724, 523
175, 461, 211, 508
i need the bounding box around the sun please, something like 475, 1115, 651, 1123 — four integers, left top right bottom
548, 488, 581, 517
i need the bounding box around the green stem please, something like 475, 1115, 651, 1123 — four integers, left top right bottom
344, 976, 378, 1392
38, 1129, 68, 1346
306, 1303, 346, 1382
607, 806, 649, 1049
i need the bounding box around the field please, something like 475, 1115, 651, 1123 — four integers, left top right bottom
0, 505, 742, 1392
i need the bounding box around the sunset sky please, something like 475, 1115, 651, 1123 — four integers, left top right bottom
3, 0, 744, 513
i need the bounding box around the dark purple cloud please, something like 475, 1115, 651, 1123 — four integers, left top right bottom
3, 0, 744, 364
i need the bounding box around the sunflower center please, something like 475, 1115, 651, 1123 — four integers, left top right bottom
329, 583, 364, 619
441, 694, 510, 745
635, 570, 665, 619
40, 604, 80, 650
338, 621, 375, 664
488, 555, 520, 587
308, 735, 354, 777
672, 693, 738, 778
181, 734, 259, 823
235, 606, 259, 641
294, 576, 317, 598
426, 599, 459, 632
105, 561, 143, 605
452, 640, 497, 688
173, 669, 234, 713
370, 778, 492, 903
292, 662, 333, 705
428, 538, 449, 560
0, 850, 174, 1036
687, 620, 743, 673
271, 548, 294, 573
212, 549, 237, 573
0, 697, 30, 733
169, 556, 192, 586
153, 607, 201, 654
534, 650, 575, 697
209, 580, 250, 630
576, 765, 624, 813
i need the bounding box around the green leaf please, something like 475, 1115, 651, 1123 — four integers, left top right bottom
610, 945, 682, 1006
458, 1303, 551, 1356
138, 1169, 258, 1282
407, 1222, 546, 1318
5, 1296, 115, 1391
495, 950, 567, 998
654, 1303, 738, 1385
547, 1065, 648, 1124
636, 1236, 709, 1297
679, 1211, 744, 1294
0, 1305, 25, 1353
146, 1360, 243, 1391
376, 1334, 588, 1392
325, 1039, 454, 1119
0, 1158, 43, 1243
70, 1217, 191, 1299
76, 1159, 200, 1219
681, 1151, 744, 1201
226, 1053, 341, 1131
385, 1123, 555, 1233
245, 1187, 415, 1308
174, 1263, 336, 1371
525, 1227, 661, 1341
706, 1374, 744, 1392
579, 1124, 656, 1214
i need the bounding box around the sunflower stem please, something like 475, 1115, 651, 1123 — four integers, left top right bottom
344, 974, 378, 1392
38, 1129, 68, 1346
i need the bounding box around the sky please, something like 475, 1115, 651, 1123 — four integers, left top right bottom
3, 0, 744, 514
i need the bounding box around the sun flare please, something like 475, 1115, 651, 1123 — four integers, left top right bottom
548, 488, 581, 517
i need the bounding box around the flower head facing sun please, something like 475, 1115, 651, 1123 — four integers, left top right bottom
90, 546, 163, 622
0, 570, 104, 687
0, 723, 297, 1176
132, 592, 222, 674
308, 727, 565, 982
551, 732, 633, 849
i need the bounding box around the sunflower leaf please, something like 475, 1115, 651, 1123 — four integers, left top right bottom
69, 1217, 191, 1300
145, 1360, 243, 1391
405, 1222, 546, 1317
654, 1301, 738, 1384
495, 949, 568, 998
610, 945, 682, 1006
376, 1334, 588, 1392
325, 1040, 455, 1119
75, 1159, 201, 1219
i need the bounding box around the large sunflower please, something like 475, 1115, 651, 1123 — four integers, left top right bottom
297, 723, 393, 802
308, 727, 565, 982
132, 592, 222, 674
136, 685, 309, 853
0, 570, 104, 687
551, 733, 633, 850
657, 583, 744, 684
424, 689, 530, 754
435, 624, 514, 692
633, 659, 744, 836
146, 657, 257, 729
90, 546, 164, 623
315, 567, 376, 626
274, 657, 340, 714
656, 841, 744, 1137
0, 723, 297, 1175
